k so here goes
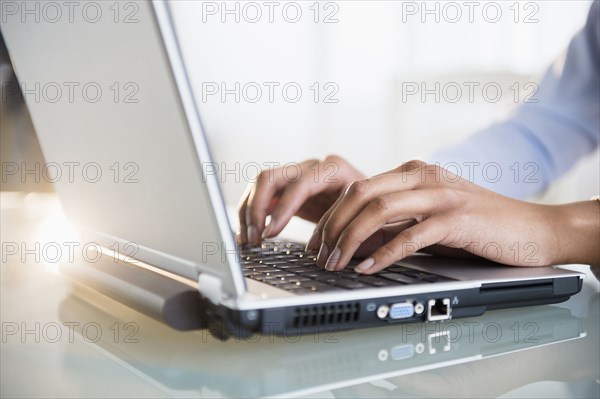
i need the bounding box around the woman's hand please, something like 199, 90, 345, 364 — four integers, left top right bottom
309, 160, 600, 273
237, 155, 365, 245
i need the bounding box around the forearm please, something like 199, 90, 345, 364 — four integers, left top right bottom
429, 2, 600, 200
553, 200, 600, 267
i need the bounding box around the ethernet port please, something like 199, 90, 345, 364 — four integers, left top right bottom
427, 298, 451, 321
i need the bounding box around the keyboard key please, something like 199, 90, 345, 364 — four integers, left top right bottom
283, 267, 313, 274
314, 274, 339, 284
296, 260, 319, 266
275, 264, 304, 270
272, 255, 294, 260
263, 277, 292, 285
266, 271, 295, 278
286, 277, 311, 283
261, 261, 286, 266
243, 246, 264, 253
299, 271, 331, 279
247, 266, 277, 272
276, 259, 300, 265
339, 271, 360, 279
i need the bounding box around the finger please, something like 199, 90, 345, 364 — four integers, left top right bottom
304, 191, 344, 252
262, 160, 330, 239
353, 221, 416, 257
374, 161, 448, 189
237, 185, 252, 245
372, 159, 427, 177
294, 191, 339, 222
324, 190, 443, 271
265, 157, 351, 239
354, 217, 449, 274
245, 167, 289, 243
306, 194, 348, 267
318, 173, 429, 268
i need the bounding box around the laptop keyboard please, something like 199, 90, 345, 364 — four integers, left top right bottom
241, 240, 454, 295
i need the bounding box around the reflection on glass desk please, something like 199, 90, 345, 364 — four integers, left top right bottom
1, 193, 599, 398
59, 286, 594, 398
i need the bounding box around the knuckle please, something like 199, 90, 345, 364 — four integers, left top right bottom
303, 158, 320, 170
439, 187, 461, 205
400, 159, 427, 171
256, 170, 268, 183
424, 163, 442, 176
323, 154, 344, 165
378, 244, 398, 260
346, 179, 371, 197
256, 169, 275, 184
338, 228, 364, 249
407, 159, 426, 166
416, 164, 442, 186
433, 164, 445, 174
368, 196, 392, 213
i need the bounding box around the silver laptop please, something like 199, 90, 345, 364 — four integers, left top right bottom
1, 1, 584, 338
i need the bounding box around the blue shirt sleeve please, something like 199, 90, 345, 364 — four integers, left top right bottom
429, 1, 600, 200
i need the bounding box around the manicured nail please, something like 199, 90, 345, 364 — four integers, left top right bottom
306, 229, 320, 251
262, 220, 275, 239
247, 225, 259, 243
355, 258, 375, 273
325, 247, 341, 271
317, 243, 329, 267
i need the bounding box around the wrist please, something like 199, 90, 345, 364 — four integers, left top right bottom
552, 201, 600, 266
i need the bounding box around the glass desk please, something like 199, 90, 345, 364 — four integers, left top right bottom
2, 193, 599, 398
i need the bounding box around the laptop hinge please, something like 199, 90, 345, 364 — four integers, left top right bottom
198, 273, 224, 305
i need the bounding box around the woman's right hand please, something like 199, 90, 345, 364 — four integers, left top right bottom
237, 155, 365, 245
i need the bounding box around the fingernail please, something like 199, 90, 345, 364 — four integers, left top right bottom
262, 220, 275, 239
317, 243, 329, 267
306, 229, 320, 251
325, 247, 341, 271
247, 225, 259, 243
355, 258, 375, 273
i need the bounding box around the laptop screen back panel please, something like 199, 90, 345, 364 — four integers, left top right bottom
0, 1, 245, 297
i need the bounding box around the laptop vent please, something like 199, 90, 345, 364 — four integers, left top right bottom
293, 303, 360, 328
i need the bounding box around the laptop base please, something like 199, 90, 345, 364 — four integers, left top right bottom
60, 252, 582, 341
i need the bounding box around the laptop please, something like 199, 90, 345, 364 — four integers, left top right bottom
1, 1, 584, 339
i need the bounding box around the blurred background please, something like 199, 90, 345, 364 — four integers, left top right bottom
2, 0, 598, 206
